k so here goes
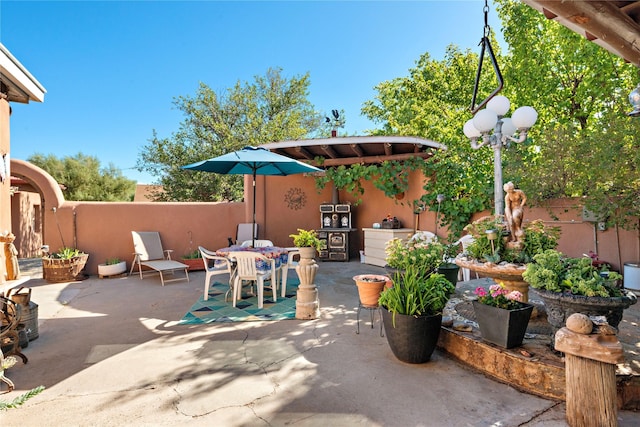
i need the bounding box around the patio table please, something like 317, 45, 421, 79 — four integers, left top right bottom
215, 245, 288, 270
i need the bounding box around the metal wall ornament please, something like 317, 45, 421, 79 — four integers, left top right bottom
285, 187, 307, 210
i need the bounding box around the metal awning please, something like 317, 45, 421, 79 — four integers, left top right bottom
260, 135, 446, 167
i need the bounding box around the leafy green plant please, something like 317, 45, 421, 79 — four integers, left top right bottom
289, 229, 323, 251
182, 249, 201, 259
384, 235, 445, 273
378, 265, 455, 327
49, 247, 83, 259
464, 216, 560, 264
0, 385, 45, 410
314, 158, 425, 206
106, 257, 121, 265
522, 249, 623, 297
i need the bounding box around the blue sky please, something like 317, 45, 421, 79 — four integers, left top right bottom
0, 0, 502, 184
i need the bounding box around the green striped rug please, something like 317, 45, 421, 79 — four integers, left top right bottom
180, 280, 298, 323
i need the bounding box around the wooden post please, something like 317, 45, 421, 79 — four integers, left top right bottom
555, 318, 624, 427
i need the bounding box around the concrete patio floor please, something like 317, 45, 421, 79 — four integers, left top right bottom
1, 259, 639, 426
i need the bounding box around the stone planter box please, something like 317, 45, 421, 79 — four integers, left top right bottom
97, 261, 127, 278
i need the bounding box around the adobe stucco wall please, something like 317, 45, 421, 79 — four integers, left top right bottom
42, 200, 245, 274
0, 98, 10, 233
9, 158, 640, 278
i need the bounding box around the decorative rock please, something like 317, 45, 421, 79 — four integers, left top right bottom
590, 315, 608, 326
566, 313, 593, 335
441, 316, 453, 327
593, 324, 617, 335
453, 322, 472, 332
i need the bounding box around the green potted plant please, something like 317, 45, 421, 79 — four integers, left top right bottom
42, 247, 89, 283
437, 242, 461, 287
472, 283, 533, 349
378, 264, 455, 363
97, 257, 127, 278
456, 216, 561, 301
522, 249, 637, 346
180, 248, 204, 271
384, 234, 445, 276
289, 228, 323, 259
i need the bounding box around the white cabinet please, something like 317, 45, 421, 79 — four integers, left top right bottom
362, 228, 414, 267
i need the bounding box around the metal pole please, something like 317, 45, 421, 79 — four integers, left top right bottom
492, 119, 504, 216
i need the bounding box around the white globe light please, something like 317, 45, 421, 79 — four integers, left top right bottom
500, 117, 516, 137
473, 109, 498, 133
512, 106, 538, 129
487, 95, 510, 116
463, 119, 481, 138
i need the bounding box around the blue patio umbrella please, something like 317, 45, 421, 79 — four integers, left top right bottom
182, 146, 323, 245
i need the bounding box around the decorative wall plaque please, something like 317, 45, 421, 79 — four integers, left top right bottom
284, 187, 306, 211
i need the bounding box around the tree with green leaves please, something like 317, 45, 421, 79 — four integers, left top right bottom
361, 1, 640, 234
362, 45, 499, 236
495, 0, 640, 230
136, 67, 324, 202
28, 153, 136, 201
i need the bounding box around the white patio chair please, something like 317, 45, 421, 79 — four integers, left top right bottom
129, 231, 189, 286
455, 234, 478, 281
410, 230, 438, 244
229, 251, 277, 309
240, 239, 273, 248
280, 249, 300, 297
199, 246, 233, 301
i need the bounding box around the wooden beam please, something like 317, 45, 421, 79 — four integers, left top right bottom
317, 152, 433, 167
384, 143, 392, 156
524, 1, 640, 65
321, 144, 338, 159
294, 146, 315, 161
349, 143, 364, 157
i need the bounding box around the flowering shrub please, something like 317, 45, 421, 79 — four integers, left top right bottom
474, 283, 526, 310
384, 235, 444, 275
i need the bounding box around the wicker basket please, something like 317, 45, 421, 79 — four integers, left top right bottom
42, 253, 89, 282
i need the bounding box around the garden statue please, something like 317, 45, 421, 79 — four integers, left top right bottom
503, 181, 526, 247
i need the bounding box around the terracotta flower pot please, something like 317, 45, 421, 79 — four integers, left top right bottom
353, 274, 388, 307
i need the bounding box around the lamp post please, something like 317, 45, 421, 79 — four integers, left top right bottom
463, 95, 538, 216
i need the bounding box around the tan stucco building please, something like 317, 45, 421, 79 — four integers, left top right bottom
0, 43, 46, 286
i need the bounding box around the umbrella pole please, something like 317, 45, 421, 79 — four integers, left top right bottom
252, 170, 257, 247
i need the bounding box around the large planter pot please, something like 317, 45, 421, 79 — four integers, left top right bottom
353, 274, 388, 307
381, 306, 442, 364
180, 258, 205, 271
42, 253, 89, 283
97, 261, 127, 278
533, 288, 637, 342
437, 263, 460, 287
456, 258, 529, 302
472, 301, 534, 349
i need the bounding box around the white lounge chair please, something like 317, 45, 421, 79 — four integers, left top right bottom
130, 231, 189, 286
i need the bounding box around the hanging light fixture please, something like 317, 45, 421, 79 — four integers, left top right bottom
463, 1, 537, 216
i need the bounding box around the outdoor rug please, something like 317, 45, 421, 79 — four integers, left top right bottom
179, 279, 299, 324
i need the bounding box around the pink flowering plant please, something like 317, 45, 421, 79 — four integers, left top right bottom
474, 283, 526, 310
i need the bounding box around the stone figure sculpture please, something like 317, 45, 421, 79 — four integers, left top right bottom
503, 181, 526, 245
